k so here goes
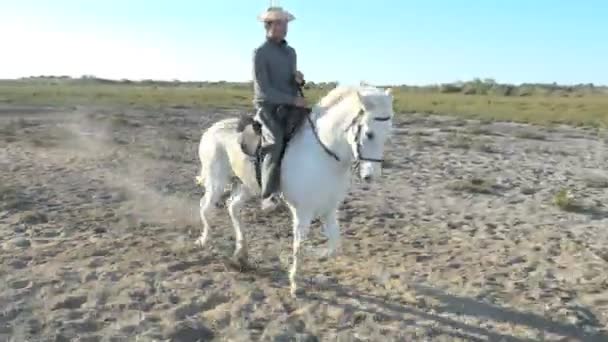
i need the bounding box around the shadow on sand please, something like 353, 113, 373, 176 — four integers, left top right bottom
307, 281, 606, 342
240, 263, 607, 342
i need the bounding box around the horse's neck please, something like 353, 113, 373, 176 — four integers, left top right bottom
312, 98, 357, 164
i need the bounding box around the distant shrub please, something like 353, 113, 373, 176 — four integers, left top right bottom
489, 85, 515, 96
439, 84, 462, 93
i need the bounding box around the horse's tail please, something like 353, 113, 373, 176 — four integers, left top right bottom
195, 152, 207, 188
196, 130, 215, 188
196, 119, 234, 190
195, 173, 205, 187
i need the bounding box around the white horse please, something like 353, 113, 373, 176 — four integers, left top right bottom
195, 84, 394, 296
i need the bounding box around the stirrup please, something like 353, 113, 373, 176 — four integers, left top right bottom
261, 195, 280, 211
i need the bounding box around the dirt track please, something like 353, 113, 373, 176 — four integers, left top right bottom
1, 104, 608, 341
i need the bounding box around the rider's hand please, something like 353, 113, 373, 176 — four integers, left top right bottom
293, 96, 307, 108
295, 71, 304, 85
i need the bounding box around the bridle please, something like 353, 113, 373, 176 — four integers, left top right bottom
297, 84, 391, 166
346, 110, 392, 166
304, 105, 391, 166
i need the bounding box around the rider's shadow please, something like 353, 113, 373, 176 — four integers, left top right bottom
295, 281, 608, 342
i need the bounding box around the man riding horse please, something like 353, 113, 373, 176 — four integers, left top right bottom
253, 6, 307, 211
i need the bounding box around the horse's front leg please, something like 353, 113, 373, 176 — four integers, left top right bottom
289, 211, 312, 297
322, 209, 342, 258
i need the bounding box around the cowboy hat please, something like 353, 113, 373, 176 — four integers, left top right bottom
257, 6, 295, 22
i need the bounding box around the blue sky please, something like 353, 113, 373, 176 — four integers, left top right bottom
1, 0, 607, 85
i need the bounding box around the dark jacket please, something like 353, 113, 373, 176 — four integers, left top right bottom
252, 39, 298, 107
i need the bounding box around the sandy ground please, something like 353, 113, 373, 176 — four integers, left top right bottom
1, 104, 608, 342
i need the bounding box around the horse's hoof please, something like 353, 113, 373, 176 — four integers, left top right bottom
222, 252, 250, 272
317, 248, 338, 260
222, 256, 248, 272
195, 237, 207, 248
235, 257, 250, 270
290, 287, 305, 298
233, 248, 249, 263
327, 249, 339, 258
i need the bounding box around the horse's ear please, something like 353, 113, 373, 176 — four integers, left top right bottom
356, 91, 371, 111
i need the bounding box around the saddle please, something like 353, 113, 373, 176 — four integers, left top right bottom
236, 105, 310, 187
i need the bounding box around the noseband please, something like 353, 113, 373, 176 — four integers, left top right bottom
348, 111, 391, 165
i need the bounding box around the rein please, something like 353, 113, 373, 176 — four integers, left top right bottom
304, 110, 341, 162
297, 85, 341, 162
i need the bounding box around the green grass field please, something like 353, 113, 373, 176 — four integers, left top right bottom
1, 79, 607, 127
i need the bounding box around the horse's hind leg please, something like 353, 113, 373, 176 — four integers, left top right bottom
196, 168, 228, 248
227, 182, 252, 266
196, 183, 222, 248
196, 129, 231, 248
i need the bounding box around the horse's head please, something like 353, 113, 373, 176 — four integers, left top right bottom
347, 86, 394, 182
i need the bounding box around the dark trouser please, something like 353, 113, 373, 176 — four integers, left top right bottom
256, 103, 288, 199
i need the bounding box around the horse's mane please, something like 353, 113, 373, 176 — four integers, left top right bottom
316, 85, 358, 110
314, 85, 387, 120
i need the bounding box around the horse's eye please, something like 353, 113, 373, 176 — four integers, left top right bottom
366, 132, 375, 140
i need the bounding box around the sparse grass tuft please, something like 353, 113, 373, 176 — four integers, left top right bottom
411, 135, 441, 148
472, 139, 500, 153
109, 113, 140, 128
514, 130, 547, 141
449, 119, 468, 127
110, 114, 130, 127
439, 127, 458, 133
0, 184, 17, 202
551, 188, 603, 216
18, 211, 48, 224
446, 178, 499, 195
521, 187, 539, 195
0, 119, 40, 142
29, 137, 49, 147
0, 126, 17, 141
24, 126, 76, 148
445, 133, 473, 149
3, 135, 17, 143
0, 185, 32, 211
412, 130, 433, 136
553, 189, 576, 210
166, 130, 190, 141
467, 125, 497, 136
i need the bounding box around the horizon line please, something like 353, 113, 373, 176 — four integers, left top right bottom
1, 75, 606, 88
